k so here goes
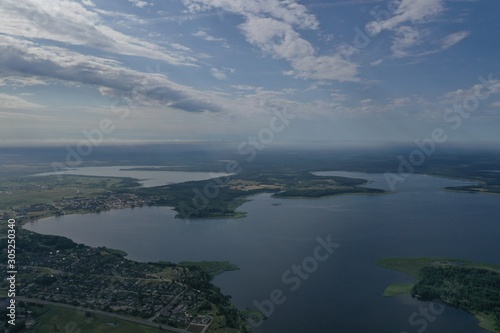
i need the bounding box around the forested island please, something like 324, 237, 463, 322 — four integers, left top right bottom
377, 258, 500, 333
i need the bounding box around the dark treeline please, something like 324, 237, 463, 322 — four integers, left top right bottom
412, 266, 500, 330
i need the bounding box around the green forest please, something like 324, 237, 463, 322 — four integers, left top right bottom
411, 266, 500, 331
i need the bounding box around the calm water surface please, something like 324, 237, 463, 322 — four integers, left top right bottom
33, 166, 232, 187
25, 172, 499, 333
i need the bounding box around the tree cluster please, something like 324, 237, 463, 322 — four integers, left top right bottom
411, 266, 500, 329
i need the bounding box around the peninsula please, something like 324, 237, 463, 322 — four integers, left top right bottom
377, 257, 500, 333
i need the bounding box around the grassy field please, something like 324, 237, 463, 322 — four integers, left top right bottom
377, 257, 500, 278
477, 313, 500, 333
377, 257, 500, 296
186, 324, 205, 332
28, 306, 175, 333
0, 175, 134, 209
382, 283, 413, 296
0, 174, 141, 235
179, 261, 239, 277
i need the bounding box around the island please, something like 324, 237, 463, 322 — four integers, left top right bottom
377, 257, 500, 333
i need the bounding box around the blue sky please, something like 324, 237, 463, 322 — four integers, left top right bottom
0, 0, 499, 145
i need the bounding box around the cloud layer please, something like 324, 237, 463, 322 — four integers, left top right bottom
0, 0, 195, 65
0, 36, 221, 113
0, 0, 496, 143
183, 0, 359, 82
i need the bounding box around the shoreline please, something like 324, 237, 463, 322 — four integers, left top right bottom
10, 227, 250, 332
377, 257, 500, 333
11, 169, 499, 229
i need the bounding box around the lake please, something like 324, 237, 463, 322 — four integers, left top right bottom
33, 166, 232, 187
24, 172, 499, 333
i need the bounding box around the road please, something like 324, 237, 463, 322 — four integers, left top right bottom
17, 297, 186, 333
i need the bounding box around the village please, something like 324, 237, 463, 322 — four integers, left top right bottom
7, 193, 149, 222
0, 230, 225, 331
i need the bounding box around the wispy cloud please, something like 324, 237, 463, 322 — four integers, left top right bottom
182, 0, 359, 82
441, 31, 469, 49
0, 94, 44, 109
231, 85, 258, 91
0, 77, 48, 87
441, 79, 500, 104
391, 26, 424, 58
410, 30, 470, 57
490, 101, 500, 108
192, 30, 229, 47
129, 0, 149, 8
371, 0, 444, 32
367, 0, 450, 58
210, 67, 235, 80
0, 0, 195, 66
0, 36, 222, 113
82, 0, 95, 7
182, 0, 319, 29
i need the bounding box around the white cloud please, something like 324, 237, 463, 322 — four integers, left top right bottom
441, 80, 500, 104
391, 26, 423, 58
366, 0, 445, 58
210, 69, 226, 80
82, 0, 95, 7
129, 0, 149, 8
171, 43, 192, 52
0, 94, 44, 109
210, 67, 235, 80
331, 93, 347, 102
290, 55, 358, 81
410, 30, 470, 57
390, 97, 412, 107
441, 31, 470, 50
238, 18, 313, 60
0, 77, 48, 87
0, 0, 195, 66
371, 0, 444, 32
231, 85, 258, 91
183, 0, 358, 82
182, 0, 319, 29
390, 29, 471, 59
192, 30, 229, 47
0, 36, 222, 113
370, 59, 383, 66
239, 17, 358, 82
